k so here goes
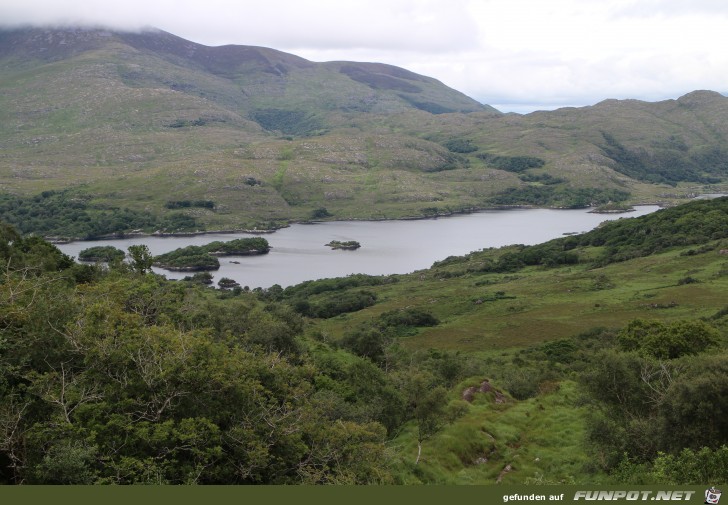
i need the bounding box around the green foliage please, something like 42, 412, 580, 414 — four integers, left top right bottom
277, 276, 398, 320
377, 307, 439, 335
601, 132, 723, 186
458, 196, 728, 275
658, 354, 728, 453
0, 190, 199, 240
164, 200, 215, 210
0, 222, 74, 272
78, 246, 125, 263
310, 207, 332, 219
217, 277, 240, 289
477, 153, 545, 172
541, 339, 578, 364
490, 186, 630, 208
580, 348, 728, 474
154, 245, 220, 271
443, 139, 478, 153
183, 271, 214, 285
3, 185, 728, 484
456, 241, 580, 275
574, 196, 728, 264
127, 244, 155, 274
204, 237, 270, 255
648, 446, 728, 484
518, 173, 566, 185
153, 238, 270, 271
498, 367, 548, 400
300, 290, 378, 319
167, 118, 207, 128
340, 327, 389, 363
282, 273, 397, 300
158, 213, 199, 232
0, 228, 398, 483
617, 319, 719, 359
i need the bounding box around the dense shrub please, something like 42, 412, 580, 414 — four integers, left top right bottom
443, 139, 478, 153
377, 308, 439, 329
303, 290, 378, 318
477, 153, 545, 172
601, 132, 724, 186
617, 319, 719, 359
0, 190, 199, 239
164, 200, 215, 209
490, 186, 630, 208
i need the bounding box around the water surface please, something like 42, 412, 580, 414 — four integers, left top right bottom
58, 206, 659, 288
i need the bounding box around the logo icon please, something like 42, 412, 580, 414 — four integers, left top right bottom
706, 487, 722, 505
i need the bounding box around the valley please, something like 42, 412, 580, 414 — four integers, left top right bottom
0, 26, 727, 486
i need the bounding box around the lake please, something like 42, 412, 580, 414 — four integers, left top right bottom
57, 206, 660, 288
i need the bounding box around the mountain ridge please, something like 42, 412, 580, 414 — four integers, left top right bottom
0, 26, 489, 114
0, 26, 726, 237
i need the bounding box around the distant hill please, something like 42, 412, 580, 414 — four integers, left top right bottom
0, 27, 488, 128
0, 26, 727, 237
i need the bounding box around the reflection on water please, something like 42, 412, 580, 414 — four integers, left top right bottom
57, 206, 659, 288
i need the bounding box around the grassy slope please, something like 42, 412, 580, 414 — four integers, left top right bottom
391, 381, 590, 484
307, 203, 728, 484
315, 241, 728, 352
2, 29, 728, 236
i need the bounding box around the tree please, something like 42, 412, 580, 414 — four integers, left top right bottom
310, 207, 332, 220
394, 369, 448, 464
217, 277, 240, 289
127, 245, 154, 274
658, 353, 728, 452
340, 327, 388, 364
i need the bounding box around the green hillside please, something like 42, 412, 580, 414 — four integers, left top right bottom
2, 24, 728, 488
2, 197, 727, 484
1, 27, 727, 239
295, 197, 728, 483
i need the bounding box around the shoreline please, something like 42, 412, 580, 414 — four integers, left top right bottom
46, 203, 661, 245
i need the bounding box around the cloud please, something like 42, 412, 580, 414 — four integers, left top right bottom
0, 0, 479, 52
2, 0, 728, 112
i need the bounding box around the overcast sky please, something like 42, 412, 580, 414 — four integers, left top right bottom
2, 0, 727, 113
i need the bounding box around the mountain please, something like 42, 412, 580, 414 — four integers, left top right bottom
0, 27, 488, 127
0, 26, 727, 238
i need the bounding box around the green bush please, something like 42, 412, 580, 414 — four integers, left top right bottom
477, 153, 545, 172
164, 200, 215, 210
443, 139, 478, 153
617, 319, 719, 359
311, 207, 332, 219
377, 308, 439, 329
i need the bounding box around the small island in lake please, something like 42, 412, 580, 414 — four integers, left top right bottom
154, 237, 270, 271
326, 240, 361, 250
78, 245, 126, 263
204, 237, 271, 256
